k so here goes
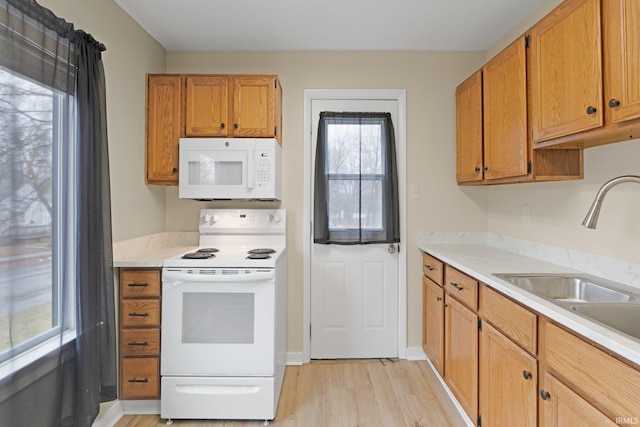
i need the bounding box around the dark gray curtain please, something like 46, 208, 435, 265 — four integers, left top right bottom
0, 1, 116, 426
314, 112, 400, 244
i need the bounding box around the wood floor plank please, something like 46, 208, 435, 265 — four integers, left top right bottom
114, 360, 465, 427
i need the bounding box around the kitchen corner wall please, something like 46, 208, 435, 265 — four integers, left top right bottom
39, 0, 168, 242
486, 0, 640, 264
165, 51, 489, 352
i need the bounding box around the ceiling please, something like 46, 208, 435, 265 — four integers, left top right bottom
114, 0, 547, 52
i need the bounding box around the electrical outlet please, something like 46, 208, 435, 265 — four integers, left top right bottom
521, 204, 530, 224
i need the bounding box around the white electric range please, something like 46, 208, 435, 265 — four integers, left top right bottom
160, 209, 287, 423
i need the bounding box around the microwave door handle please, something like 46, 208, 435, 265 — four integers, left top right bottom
247, 150, 255, 190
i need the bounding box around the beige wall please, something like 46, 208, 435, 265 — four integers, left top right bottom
39, 0, 168, 242
485, 0, 640, 263
165, 51, 489, 351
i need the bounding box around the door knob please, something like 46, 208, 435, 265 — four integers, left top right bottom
388, 244, 396, 254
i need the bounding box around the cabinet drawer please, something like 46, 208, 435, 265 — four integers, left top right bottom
422, 253, 444, 286
480, 285, 536, 354
121, 329, 160, 357
444, 265, 478, 310
120, 357, 159, 399
121, 269, 160, 298
121, 299, 160, 327
542, 320, 640, 419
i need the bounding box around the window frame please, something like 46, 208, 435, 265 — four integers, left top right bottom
0, 68, 77, 374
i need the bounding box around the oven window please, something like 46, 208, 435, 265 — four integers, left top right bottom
188, 156, 243, 186
182, 293, 254, 344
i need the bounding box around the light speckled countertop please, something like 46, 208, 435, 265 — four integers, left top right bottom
418, 232, 640, 366
113, 232, 198, 267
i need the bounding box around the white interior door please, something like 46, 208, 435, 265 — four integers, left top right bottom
310, 99, 399, 359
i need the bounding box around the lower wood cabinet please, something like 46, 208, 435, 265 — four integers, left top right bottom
539, 372, 617, 427
480, 322, 537, 427
444, 294, 478, 422
423, 276, 444, 375
421, 250, 640, 427
119, 268, 161, 399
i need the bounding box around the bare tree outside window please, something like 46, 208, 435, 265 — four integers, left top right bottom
0, 68, 55, 356
326, 122, 383, 231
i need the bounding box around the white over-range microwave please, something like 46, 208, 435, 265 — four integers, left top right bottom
179, 138, 282, 201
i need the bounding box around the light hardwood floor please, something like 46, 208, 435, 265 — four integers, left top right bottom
115, 359, 465, 427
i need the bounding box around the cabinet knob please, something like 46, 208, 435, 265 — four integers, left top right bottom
540, 390, 551, 400
220, 122, 225, 129
586, 105, 597, 115
522, 370, 532, 380
234, 123, 239, 129
425, 265, 434, 271
483, 166, 488, 171
172, 167, 178, 173
609, 99, 620, 108
436, 296, 442, 302
475, 166, 481, 173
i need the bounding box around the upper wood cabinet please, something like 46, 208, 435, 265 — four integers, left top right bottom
529, 0, 603, 144
146, 74, 282, 185
483, 37, 528, 180
145, 74, 184, 185
529, 0, 640, 149
185, 75, 281, 139
185, 75, 228, 137
603, 0, 640, 124
456, 37, 583, 186
456, 70, 483, 183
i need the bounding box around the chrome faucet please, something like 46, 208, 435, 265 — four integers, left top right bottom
582, 175, 640, 229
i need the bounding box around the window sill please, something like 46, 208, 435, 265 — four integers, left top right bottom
0, 330, 76, 402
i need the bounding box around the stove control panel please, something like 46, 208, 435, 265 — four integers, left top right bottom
199, 209, 286, 235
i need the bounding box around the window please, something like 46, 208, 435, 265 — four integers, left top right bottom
325, 120, 384, 231
0, 67, 76, 366
314, 112, 400, 245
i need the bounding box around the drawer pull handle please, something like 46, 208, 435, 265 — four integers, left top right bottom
540, 390, 550, 400
128, 312, 149, 317
450, 282, 464, 291
128, 282, 149, 287
522, 370, 532, 380
127, 341, 149, 347
128, 378, 149, 383
425, 265, 434, 271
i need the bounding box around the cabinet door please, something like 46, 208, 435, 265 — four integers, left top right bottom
483, 37, 528, 180
423, 277, 444, 375
146, 74, 183, 185
480, 323, 537, 427
231, 76, 276, 137
529, 0, 603, 143
444, 294, 478, 422
185, 75, 229, 136
603, 0, 640, 123
539, 373, 617, 427
456, 70, 483, 183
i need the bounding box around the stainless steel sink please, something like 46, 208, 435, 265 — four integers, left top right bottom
571, 304, 640, 340
493, 273, 635, 303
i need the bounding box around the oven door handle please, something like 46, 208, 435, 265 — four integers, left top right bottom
163, 270, 275, 282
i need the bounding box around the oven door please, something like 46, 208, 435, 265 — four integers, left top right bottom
161, 268, 275, 376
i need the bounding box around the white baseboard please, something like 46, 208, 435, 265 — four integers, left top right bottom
92, 400, 124, 427
423, 358, 474, 427
286, 352, 305, 365
405, 346, 427, 361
